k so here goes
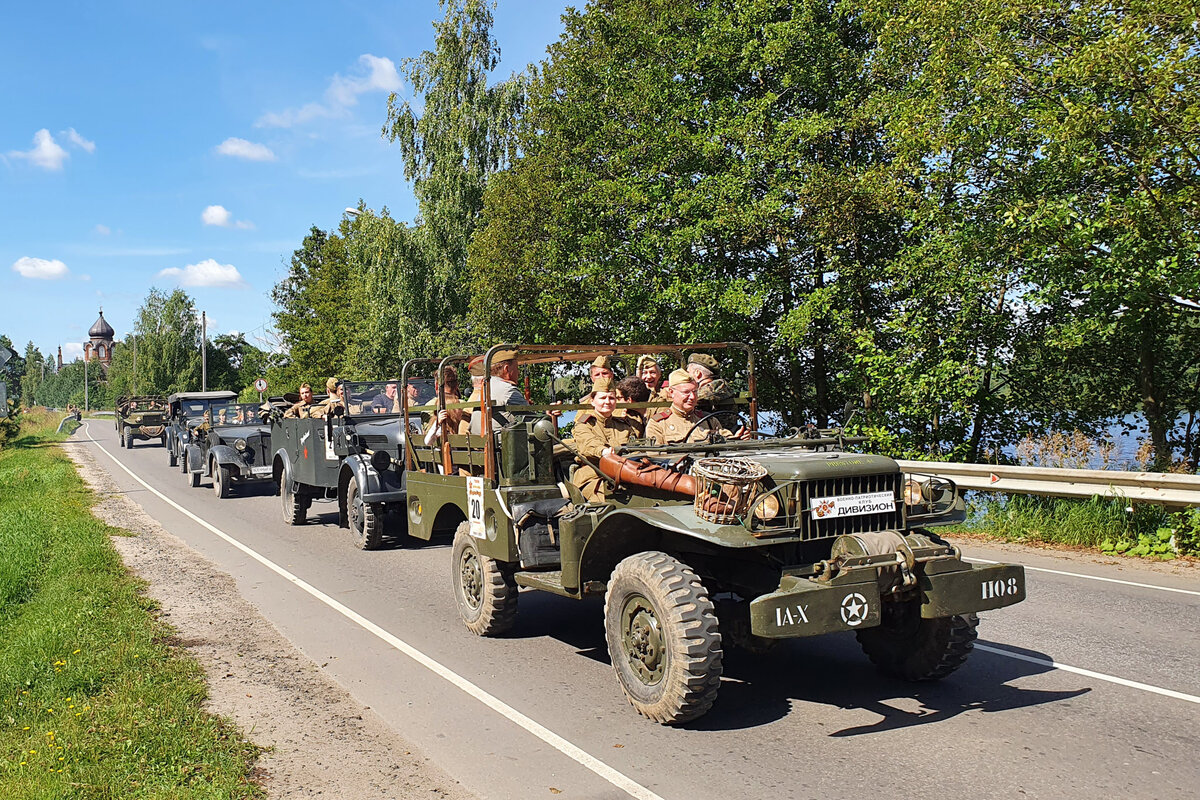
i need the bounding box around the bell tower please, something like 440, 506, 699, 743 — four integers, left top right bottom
83, 309, 115, 366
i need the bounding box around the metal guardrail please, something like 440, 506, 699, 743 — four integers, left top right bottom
896, 460, 1200, 508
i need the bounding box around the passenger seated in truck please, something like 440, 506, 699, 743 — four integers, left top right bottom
571, 377, 640, 502
646, 370, 749, 445
616, 375, 650, 436
469, 350, 529, 435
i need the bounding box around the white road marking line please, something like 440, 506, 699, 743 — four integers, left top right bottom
964, 556, 1200, 597
80, 424, 666, 800
976, 643, 1200, 705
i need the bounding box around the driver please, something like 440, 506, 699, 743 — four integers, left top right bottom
645, 370, 749, 445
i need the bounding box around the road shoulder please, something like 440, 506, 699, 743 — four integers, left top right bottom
63, 433, 476, 800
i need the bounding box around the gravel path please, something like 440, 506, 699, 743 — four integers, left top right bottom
63, 437, 476, 800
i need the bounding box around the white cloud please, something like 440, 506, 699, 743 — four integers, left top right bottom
12, 256, 70, 279
201, 205, 254, 229
63, 128, 96, 153
215, 137, 276, 161
62, 342, 84, 361
7, 129, 70, 170
94, 224, 111, 235
158, 258, 247, 288
257, 54, 402, 128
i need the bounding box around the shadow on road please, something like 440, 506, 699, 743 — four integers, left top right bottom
506, 592, 1090, 733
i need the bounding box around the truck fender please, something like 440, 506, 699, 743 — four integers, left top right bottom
339, 455, 403, 503
207, 444, 244, 476
272, 448, 293, 491
184, 444, 204, 474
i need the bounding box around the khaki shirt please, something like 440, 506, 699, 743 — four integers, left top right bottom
571, 413, 640, 501
284, 400, 323, 419
645, 407, 732, 445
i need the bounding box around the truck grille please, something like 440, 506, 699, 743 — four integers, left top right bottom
795, 472, 903, 540
357, 434, 392, 450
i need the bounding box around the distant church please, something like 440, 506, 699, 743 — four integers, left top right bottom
57, 310, 115, 369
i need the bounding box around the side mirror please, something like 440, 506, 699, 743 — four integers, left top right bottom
532, 417, 557, 442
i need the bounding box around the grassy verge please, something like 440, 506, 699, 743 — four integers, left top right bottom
0, 408, 261, 798
950, 493, 1200, 561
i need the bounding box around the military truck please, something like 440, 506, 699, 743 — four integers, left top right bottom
164, 391, 238, 468
401, 344, 1027, 725
180, 401, 274, 495
114, 395, 167, 448
270, 380, 423, 549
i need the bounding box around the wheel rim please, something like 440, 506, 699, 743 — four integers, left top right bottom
459, 548, 483, 611
349, 490, 364, 534
620, 593, 665, 685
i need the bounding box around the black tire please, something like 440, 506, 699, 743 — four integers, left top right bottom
280, 472, 308, 525
168, 440, 178, 467
347, 478, 384, 550
856, 602, 979, 681
160, 434, 167, 448
187, 468, 200, 488
452, 523, 517, 636
124, 429, 134, 449
179, 451, 188, 474
213, 462, 232, 499
604, 551, 723, 724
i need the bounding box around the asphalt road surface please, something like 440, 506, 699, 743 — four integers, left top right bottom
78, 422, 1200, 800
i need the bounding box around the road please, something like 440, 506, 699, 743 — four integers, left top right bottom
77, 421, 1200, 800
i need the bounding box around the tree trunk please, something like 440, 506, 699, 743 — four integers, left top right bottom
1137, 315, 1171, 470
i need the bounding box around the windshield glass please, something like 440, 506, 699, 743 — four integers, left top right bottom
344, 379, 437, 416
208, 403, 262, 427
181, 400, 210, 417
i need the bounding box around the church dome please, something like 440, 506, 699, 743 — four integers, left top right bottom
89, 310, 115, 339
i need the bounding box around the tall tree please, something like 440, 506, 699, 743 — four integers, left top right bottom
382, 0, 524, 337
106, 288, 210, 397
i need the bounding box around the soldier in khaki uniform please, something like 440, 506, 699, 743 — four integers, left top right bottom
318, 377, 344, 415
284, 383, 320, 418
637, 355, 669, 402
646, 370, 749, 445
571, 377, 640, 501
687, 352, 736, 412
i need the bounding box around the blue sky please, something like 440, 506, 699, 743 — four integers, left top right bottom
0, 1, 568, 362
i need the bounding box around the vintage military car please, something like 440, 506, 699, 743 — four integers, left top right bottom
164, 391, 238, 468
270, 380, 424, 549
401, 344, 1027, 724
180, 401, 274, 495
114, 395, 167, 448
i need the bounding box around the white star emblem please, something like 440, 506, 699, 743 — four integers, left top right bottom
840, 592, 868, 627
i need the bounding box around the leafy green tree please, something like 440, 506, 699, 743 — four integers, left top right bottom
270, 225, 359, 390
19, 342, 46, 406
857, 0, 1200, 465
105, 288, 209, 397
469, 0, 893, 429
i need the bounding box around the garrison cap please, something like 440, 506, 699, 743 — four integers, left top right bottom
667, 369, 696, 388
492, 348, 519, 364
590, 376, 617, 395
591, 355, 614, 370
325, 377, 340, 393
636, 354, 660, 372
687, 352, 721, 375
468, 356, 486, 376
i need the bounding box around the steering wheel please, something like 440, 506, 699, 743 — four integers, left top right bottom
680, 409, 741, 443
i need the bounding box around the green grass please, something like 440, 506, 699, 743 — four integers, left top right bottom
951, 493, 1198, 560
0, 409, 261, 799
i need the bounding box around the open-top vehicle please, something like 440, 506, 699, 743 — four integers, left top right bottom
164, 391, 238, 468
181, 401, 274, 495
400, 344, 1027, 724
270, 380, 425, 548
114, 395, 167, 448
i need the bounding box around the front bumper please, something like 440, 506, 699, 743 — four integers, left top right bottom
749, 561, 1026, 639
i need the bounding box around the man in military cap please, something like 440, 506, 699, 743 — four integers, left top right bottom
318, 378, 345, 416
646, 370, 749, 445
571, 377, 641, 501
577, 355, 617, 403
284, 383, 319, 418
636, 355, 668, 402
687, 352, 737, 412
469, 349, 529, 435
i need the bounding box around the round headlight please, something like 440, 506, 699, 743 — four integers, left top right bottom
752, 493, 781, 521
904, 479, 924, 507
234, 438, 247, 451
371, 449, 392, 472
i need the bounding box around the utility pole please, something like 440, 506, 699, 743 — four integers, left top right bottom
84, 353, 89, 413
132, 333, 137, 395
201, 311, 207, 392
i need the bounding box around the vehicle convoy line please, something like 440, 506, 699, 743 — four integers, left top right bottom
81, 424, 667, 800
964, 557, 1200, 597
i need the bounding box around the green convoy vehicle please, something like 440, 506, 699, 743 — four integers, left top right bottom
181, 401, 274, 495
164, 391, 238, 468
114, 396, 168, 448
270, 380, 426, 549
399, 344, 1027, 725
